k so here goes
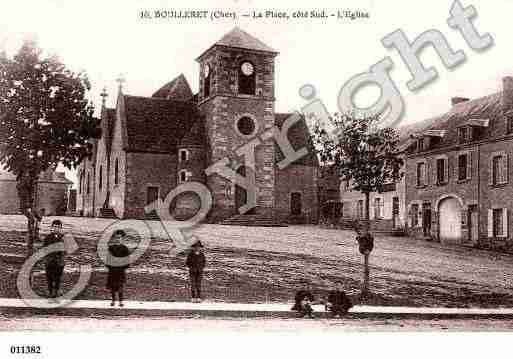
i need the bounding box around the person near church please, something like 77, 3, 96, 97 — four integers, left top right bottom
291, 279, 317, 318
106, 229, 130, 307
186, 240, 206, 303
325, 281, 353, 318
42, 219, 66, 301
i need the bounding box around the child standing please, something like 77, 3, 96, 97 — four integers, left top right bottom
42, 220, 66, 301
106, 230, 130, 307
186, 241, 206, 303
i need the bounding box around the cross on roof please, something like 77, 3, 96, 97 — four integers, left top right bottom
116, 74, 126, 92
100, 87, 108, 107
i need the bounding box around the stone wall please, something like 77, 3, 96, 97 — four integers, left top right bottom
275, 165, 318, 223
124, 152, 177, 218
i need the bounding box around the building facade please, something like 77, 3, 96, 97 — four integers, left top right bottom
0, 167, 72, 216
405, 76, 513, 247
76, 27, 319, 224
339, 173, 406, 232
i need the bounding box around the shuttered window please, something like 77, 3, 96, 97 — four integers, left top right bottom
458, 154, 469, 180
489, 208, 508, 238
492, 154, 508, 185
417, 162, 426, 187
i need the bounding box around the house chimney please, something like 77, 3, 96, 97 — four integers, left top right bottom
503, 76, 513, 111
451, 97, 469, 106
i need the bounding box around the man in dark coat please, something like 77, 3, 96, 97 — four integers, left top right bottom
326, 282, 353, 318
186, 240, 206, 302
106, 230, 130, 307
291, 279, 316, 318
42, 219, 66, 300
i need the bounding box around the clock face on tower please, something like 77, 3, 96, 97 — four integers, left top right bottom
204, 64, 210, 78
241, 62, 254, 76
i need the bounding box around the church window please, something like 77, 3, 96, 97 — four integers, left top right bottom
238, 61, 256, 95
114, 158, 119, 185
179, 149, 189, 163
86, 172, 90, 195
203, 64, 211, 98
79, 170, 83, 194
236, 116, 257, 137
179, 169, 189, 183
98, 165, 103, 191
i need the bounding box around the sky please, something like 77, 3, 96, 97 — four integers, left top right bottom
1, 0, 512, 187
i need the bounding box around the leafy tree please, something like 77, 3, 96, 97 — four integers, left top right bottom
0, 40, 99, 256
311, 113, 403, 299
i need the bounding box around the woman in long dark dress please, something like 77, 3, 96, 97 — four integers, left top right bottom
106, 230, 130, 307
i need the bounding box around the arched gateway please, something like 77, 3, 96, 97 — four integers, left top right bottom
438, 196, 463, 241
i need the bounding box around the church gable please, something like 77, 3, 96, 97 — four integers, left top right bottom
152, 74, 193, 101
274, 113, 319, 167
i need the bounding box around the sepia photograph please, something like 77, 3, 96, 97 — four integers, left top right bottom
0, 0, 512, 357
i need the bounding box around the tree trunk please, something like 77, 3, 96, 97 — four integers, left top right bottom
361, 191, 371, 300
16, 171, 39, 258
362, 252, 370, 298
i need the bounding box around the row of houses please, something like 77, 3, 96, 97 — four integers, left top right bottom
341, 76, 513, 248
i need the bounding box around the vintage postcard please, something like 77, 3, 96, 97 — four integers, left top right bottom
1, 0, 512, 357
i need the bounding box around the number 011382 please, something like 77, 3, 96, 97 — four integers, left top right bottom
10, 346, 41, 355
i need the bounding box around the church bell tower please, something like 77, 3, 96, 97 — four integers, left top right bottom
197, 27, 278, 222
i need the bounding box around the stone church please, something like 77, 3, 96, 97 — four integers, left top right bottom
76, 27, 320, 224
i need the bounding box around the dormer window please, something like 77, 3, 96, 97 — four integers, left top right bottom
458, 126, 469, 143
238, 61, 256, 95
417, 138, 424, 152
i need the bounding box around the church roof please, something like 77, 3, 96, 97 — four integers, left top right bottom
123, 95, 197, 153
197, 27, 277, 59
152, 74, 194, 101
274, 113, 319, 167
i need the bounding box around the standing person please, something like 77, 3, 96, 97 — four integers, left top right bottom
325, 282, 353, 318
106, 230, 130, 307
186, 241, 206, 303
291, 279, 317, 318
42, 219, 66, 301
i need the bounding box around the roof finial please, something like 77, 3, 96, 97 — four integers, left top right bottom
100, 87, 108, 108
116, 73, 126, 93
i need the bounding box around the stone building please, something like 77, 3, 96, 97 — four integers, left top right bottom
405, 76, 513, 246
76, 27, 319, 224
0, 166, 72, 216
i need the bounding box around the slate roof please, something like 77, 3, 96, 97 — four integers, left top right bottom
123, 95, 197, 153
274, 113, 318, 167
198, 27, 277, 59
405, 92, 504, 149
152, 74, 193, 101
